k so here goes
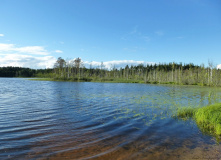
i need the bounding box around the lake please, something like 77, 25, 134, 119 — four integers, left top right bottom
0, 78, 221, 160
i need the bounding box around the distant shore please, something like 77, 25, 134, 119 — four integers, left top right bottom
29, 77, 220, 87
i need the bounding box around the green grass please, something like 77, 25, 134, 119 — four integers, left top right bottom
195, 103, 221, 135
29, 77, 220, 87
28, 78, 54, 81
176, 103, 221, 136
176, 107, 198, 120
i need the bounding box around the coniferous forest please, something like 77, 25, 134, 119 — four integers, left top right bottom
0, 67, 53, 78
1, 57, 221, 86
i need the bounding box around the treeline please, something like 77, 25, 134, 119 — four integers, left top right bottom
53, 57, 221, 86
1, 58, 221, 86
0, 67, 53, 77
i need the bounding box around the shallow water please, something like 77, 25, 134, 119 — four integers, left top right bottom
0, 78, 221, 160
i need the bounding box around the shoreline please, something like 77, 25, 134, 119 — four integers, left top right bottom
28, 77, 221, 88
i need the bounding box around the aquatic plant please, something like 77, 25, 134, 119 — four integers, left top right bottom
195, 103, 221, 136
176, 103, 221, 136
176, 107, 197, 120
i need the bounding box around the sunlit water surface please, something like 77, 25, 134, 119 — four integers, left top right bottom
0, 78, 221, 160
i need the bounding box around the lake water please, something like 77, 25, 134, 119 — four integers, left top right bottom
0, 78, 221, 160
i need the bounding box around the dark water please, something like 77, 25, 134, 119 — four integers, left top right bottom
0, 78, 221, 160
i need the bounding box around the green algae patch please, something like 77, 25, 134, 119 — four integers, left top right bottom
176, 103, 221, 136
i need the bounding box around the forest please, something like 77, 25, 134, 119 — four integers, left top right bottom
0, 66, 53, 77
1, 57, 221, 86
52, 57, 221, 86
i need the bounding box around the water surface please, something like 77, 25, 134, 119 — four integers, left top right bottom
0, 78, 221, 159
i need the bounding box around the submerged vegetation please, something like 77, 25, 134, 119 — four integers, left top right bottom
177, 103, 221, 136
86, 84, 221, 138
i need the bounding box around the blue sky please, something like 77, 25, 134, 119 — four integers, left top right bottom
0, 0, 221, 69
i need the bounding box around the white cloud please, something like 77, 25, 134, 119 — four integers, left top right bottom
0, 43, 49, 55
217, 64, 221, 69
0, 53, 56, 69
55, 50, 63, 53
0, 42, 155, 69
16, 46, 49, 55
83, 60, 155, 70
0, 43, 56, 68
0, 53, 155, 70
0, 43, 14, 51
0, 34, 4, 37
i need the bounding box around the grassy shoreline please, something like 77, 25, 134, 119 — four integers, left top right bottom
177, 103, 221, 136
28, 77, 217, 87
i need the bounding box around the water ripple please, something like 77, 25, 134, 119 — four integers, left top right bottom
0, 78, 220, 159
